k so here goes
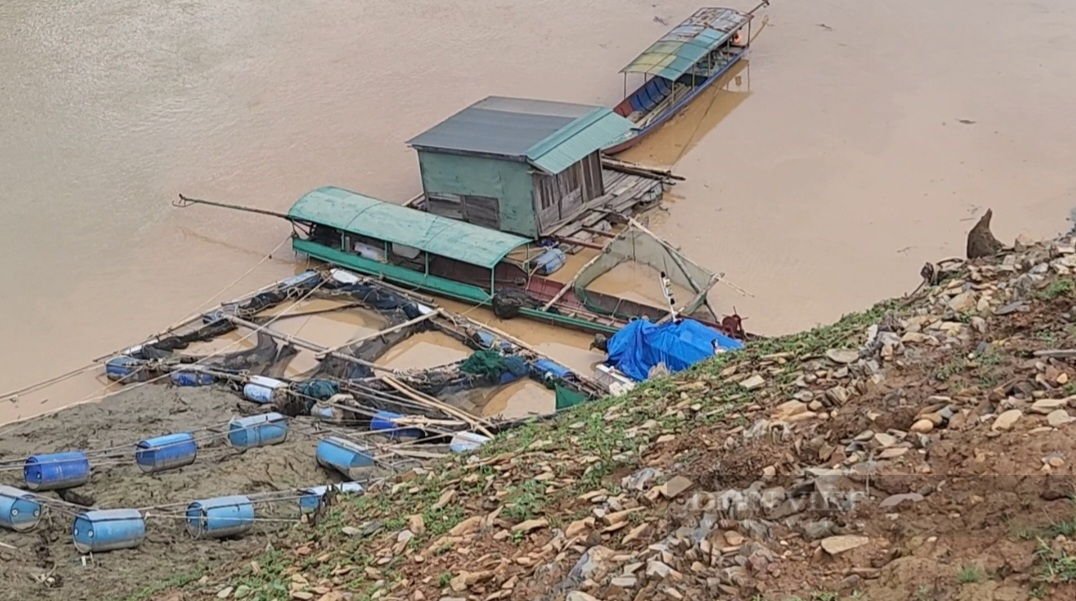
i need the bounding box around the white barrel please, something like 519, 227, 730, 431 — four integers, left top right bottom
450, 432, 492, 454
242, 376, 285, 404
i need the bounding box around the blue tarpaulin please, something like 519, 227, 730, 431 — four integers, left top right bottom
605, 318, 744, 382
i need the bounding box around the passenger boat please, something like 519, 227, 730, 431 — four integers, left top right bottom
174, 187, 751, 340
602, 3, 769, 155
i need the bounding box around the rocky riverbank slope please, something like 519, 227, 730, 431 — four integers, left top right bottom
147, 225, 1076, 601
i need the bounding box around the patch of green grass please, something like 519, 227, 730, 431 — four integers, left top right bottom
141, 301, 911, 600
956, 564, 985, 584
423, 502, 466, 538
437, 572, 452, 588
933, 356, 967, 382
1035, 539, 1076, 584
1035, 329, 1060, 347
502, 478, 548, 522
1039, 279, 1075, 300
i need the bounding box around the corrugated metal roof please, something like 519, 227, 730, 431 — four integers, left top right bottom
287, 186, 530, 268
526, 108, 634, 175
407, 96, 633, 174
621, 7, 752, 81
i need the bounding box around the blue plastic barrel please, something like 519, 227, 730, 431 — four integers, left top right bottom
170, 371, 215, 387
532, 358, 574, 382
298, 482, 365, 514
72, 509, 146, 553
105, 356, 146, 382
0, 484, 43, 532
369, 411, 422, 439
316, 437, 374, 478
135, 433, 198, 474
474, 330, 513, 351
498, 370, 525, 385
450, 432, 492, 454
227, 413, 288, 449
186, 495, 254, 539
24, 451, 91, 491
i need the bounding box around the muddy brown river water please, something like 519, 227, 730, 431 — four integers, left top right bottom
4, 0, 1076, 425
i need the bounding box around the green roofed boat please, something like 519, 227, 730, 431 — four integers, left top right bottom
175, 185, 750, 341
175, 94, 753, 341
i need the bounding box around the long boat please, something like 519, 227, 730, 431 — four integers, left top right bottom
602, 3, 769, 155
174, 187, 752, 341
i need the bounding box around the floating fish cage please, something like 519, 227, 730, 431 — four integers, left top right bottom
73, 509, 146, 553
186, 495, 255, 539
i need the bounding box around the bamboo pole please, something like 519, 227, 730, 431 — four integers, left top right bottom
539, 243, 611, 311
381, 376, 495, 439
224, 315, 396, 374
89, 273, 303, 363
315, 309, 443, 359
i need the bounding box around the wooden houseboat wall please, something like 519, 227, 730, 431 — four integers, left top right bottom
407, 96, 634, 239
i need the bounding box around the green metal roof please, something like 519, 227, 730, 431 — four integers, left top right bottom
287, 186, 531, 269
525, 108, 634, 175
407, 96, 633, 175
621, 7, 752, 82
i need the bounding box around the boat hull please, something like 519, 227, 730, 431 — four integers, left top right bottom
604, 48, 747, 155
292, 238, 753, 339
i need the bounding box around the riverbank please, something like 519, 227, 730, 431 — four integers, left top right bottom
80, 221, 1071, 601
0, 386, 321, 601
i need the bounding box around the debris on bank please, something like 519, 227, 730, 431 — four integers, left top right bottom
83, 214, 1076, 599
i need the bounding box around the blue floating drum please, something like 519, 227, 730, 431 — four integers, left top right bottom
72, 509, 146, 553
227, 413, 288, 449
0, 485, 43, 532
134, 433, 198, 474
23, 451, 91, 491
315, 437, 374, 479
185, 495, 255, 539
298, 482, 365, 514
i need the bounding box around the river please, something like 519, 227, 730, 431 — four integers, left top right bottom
3, 0, 1075, 422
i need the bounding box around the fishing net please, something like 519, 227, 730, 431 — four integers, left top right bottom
459, 350, 529, 381
573, 223, 718, 320
318, 281, 423, 318
304, 312, 423, 380
555, 383, 588, 411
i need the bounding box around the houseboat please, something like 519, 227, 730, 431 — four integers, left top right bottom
175, 95, 750, 340
603, 3, 769, 155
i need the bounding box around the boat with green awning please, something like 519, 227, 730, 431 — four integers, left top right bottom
174, 186, 750, 341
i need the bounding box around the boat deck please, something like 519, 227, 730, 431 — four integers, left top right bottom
549, 169, 665, 246
405, 168, 667, 251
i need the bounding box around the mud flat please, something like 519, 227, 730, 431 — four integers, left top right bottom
0, 384, 337, 601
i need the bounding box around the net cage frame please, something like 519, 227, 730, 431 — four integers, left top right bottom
571, 221, 721, 322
